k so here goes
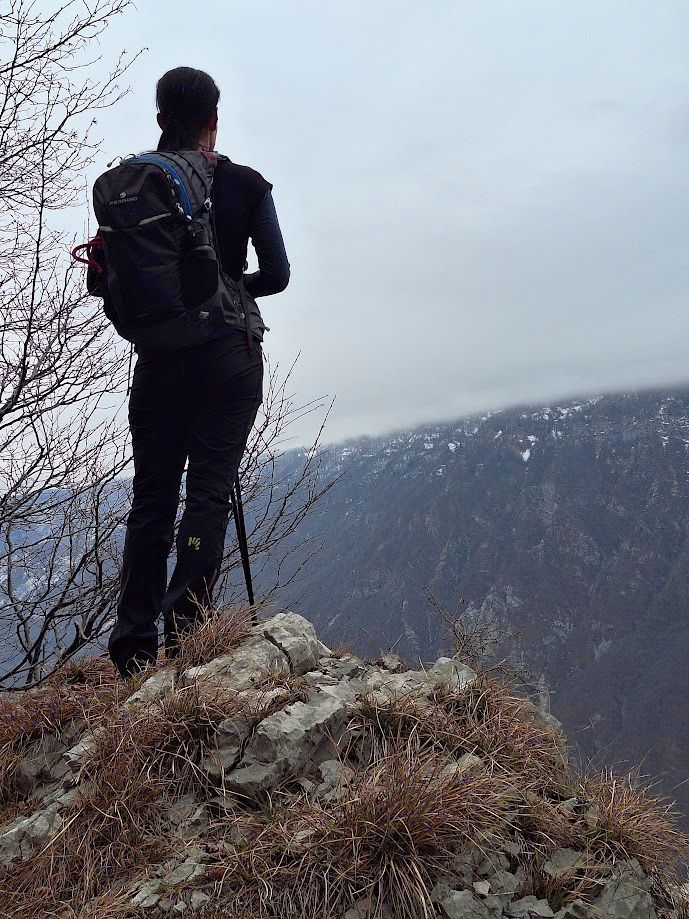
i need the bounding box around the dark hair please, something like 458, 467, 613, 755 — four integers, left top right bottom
156, 66, 220, 151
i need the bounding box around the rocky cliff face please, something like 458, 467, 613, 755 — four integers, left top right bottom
0, 611, 686, 917
263, 389, 689, 828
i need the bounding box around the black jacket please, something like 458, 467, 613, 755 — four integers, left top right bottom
212, 159, 290, 298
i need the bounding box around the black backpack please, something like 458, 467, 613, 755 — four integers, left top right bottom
86, 150, 256, 351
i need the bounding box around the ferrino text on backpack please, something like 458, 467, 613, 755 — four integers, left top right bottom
72, 150, 262, 353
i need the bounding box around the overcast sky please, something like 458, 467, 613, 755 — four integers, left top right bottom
88, 0, 688, 446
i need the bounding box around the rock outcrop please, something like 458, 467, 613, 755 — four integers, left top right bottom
0, 611, 686, 918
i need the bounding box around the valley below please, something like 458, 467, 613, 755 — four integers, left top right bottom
261, 388, 689, 826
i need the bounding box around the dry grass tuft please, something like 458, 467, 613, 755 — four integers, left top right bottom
207, 739, 517, 918
519, 852, 607, 911
0, 604, 254, 806
433, 675, 570, 794
0, 683, 246, 917
514, 760, 689, 916
650, 865, 689, 919
46, 654, 119, 690
353, 672, 569, 801
54, 888, 141, 919
515, 790, 585, 854
173, 604, 256, 672
317, 740, 515, 873
0, 658, 130, 812
353, 691, 455, 764
83, 685, 241, 786
578, 766, 689, 875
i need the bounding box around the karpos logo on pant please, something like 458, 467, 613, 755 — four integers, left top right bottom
188, 536, 201, 551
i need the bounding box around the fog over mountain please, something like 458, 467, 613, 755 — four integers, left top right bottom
88, 0, 689, 444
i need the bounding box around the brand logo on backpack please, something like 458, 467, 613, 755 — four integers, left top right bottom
108, 192, 139, 206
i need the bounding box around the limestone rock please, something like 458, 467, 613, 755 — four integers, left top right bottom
344, 903, 394, 919
320, 653, 367, 680
315, 680, 358, 705
442, 752, 482, 779
225, 690, 350, 796
507, 896, 555, 917
165, 857, 205, 886
0, 805, 59, 865
217, 714, 253, 747
582, 801, 601, 830
63, 734, 96, 773
13, 734, 71, 792
559, 796, 580, 815
219, 761, 277, 797
521, 698, 564, 736
304, 669, 340, 684
502, 839, 523, 857
477, 851, 511, 877
351, 667, 428, 696
190, 890, 211, 910
485, 867, 524, 906
315, 757, 354, 801
259, 611, 321, 675
130, 880, 164, 909
543, 848, 588, 879
201, 743, 244, 785
426, 656, 477, 691
315, 638, 332, 656
0, 785, 78, 865
473, 880, 491, 897
125, 668, 176, 706
590, 859, 657, 919
165, 795, 208, 840
182, 634, 288, 689
553, 902, 595, 919
379, 651, 405, 671
200, 712, 253, 784
343, 909, 366, 919
433, 887, 493, 918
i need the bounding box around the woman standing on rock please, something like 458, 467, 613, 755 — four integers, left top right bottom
99, 67, 290, 678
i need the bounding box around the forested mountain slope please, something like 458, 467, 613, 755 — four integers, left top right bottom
265, 389, 689, 821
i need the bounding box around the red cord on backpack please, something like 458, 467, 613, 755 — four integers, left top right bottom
71, 235, 104, 272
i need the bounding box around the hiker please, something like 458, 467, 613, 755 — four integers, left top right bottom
94, 67, 290, 678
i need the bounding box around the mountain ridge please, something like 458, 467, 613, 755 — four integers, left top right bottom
260, 387, 689, 826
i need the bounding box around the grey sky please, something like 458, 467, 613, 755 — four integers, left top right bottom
90, 0, 689, 445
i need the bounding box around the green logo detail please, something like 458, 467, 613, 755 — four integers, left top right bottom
188, 536, 201, 551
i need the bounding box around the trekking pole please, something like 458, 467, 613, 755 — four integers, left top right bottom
230, 474, 255, 619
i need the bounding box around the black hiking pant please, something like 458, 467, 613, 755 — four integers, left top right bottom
109, 330, 263, 678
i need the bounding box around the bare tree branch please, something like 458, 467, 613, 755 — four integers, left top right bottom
0, 1, 334, 689
0, 0, 136, 687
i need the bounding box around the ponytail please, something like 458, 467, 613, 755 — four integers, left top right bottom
155, 67, 220, 152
